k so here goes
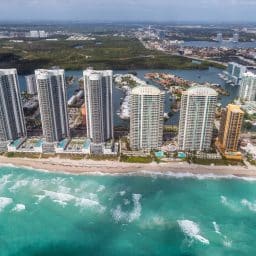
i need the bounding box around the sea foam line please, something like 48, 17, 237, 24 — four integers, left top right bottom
1, 162, 256, 181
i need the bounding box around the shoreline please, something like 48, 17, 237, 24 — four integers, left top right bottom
1, 156, 256, 178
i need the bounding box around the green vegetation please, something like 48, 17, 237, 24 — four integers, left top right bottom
191, 157, 244, 166
5, 152, 41, 159
121, 76, 137, 88
120, 154, 152, 163
200, 60, 226, 70
246, 155, 256, 166
0, 37, 220, 74
58, 154, 85, 160
164, 125, 178, 132
243, 121, 253, 131
40, 153, 56, 159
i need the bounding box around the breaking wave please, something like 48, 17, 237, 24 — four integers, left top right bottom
0, 197, 13, 212
241, 199, 256, 212
12, 204, 26, 212
112, 194, 142, 223
36, 190, 105, 212
212, 221, 221, 234
177, 220, 209, 245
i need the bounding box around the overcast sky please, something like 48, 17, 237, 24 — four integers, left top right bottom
1, 0, 256, 22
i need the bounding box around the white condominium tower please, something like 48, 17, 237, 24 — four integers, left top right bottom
0, 69, 26, 142
239, 72, 256, 102
35, 69, 69, 143
83, 69, 113, 144
178, 86, 217, 151
25, 74, 37, 95
226, 62, 247, 85
130, 84, 164, 150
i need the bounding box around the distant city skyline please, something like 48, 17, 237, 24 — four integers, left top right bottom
1, 0, 256, 23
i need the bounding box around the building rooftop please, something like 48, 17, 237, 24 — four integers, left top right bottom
227, 104, 244, 114
131, 84, 162, 96
35, 69, 64, 78
242, 71, 256, 77
83, 69, 113, 78
0, 69, 17, 76
228, 62, 246, 68
184, 86, 218, 96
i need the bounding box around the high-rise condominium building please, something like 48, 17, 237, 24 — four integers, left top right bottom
232, 33, 239, 43
35, 69, 69, 143
216, 33, 223, 42
130, 84, 164, 150
25, 74, 37, 95
239, 72, 256, 102
178, 86, 218, 151
226, 62, 247, 85
217, 104, 244, 152
0, 69, 26, 142
83, 69, 113, 144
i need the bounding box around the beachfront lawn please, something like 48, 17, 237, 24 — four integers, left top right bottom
120, 154, 153, 163
5, 152, 41, 159
57, 154, 85, 160
191, 158, 244, 166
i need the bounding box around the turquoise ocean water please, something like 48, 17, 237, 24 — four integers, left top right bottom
1, 165, 256, 255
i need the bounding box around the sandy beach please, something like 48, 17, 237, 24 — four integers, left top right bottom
1, 156, 256, 178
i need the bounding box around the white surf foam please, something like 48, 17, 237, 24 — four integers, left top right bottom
112, 193, 142, 223
37, 190, 104, 212
129, 194, 142, 222
75, 197, 105, 213
12, 204, 26, 212
123, 199, 130, 205
223, 236, 232, 248
56, 185, 71, 194
177, 220, 210, 245
0, 197, 13, 212
0, 163, 17, 168
151, 216, 166, 227
212, 221, 221, 234
42, 190, 74, 206
140, 216, 173, 229
241, 199, 256, 212
220, 195, 238, 211
2, 162, 256, 182
9, 179, 29, 192
140, 171, 256, 181
97, 185, 106, 192
220, 196, 228, 205
119, 191, 126, 196
0, 174, 13, 191
105, 170, 256, 182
